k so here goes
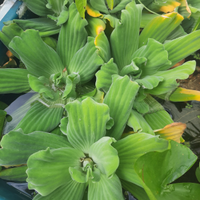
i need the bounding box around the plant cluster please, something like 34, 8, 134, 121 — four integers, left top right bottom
0, 0, 200, 200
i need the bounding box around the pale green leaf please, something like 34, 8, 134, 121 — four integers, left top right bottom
90, 0, 109, 13
14, 18, 59, 33
68, 37, 104, 84
88, 174, 124, 200
196, 162, 200, 182
139, 12, 184, 47
106, 0, 114, 10
113, 133, 169, 187
23, 0, 54, 16
132, 38, 171, 77
75, 0, 87, 18
14, 101, 64, 133
57, 3, 88, 67
95, 58, 118, 92
47, 0, 67, 14
89, 137, 119, 177
160, 30, 200, 70
104, 75, 140, 140
0, 69, 29, 94
0, 129, 71, 166
110, 1, 143, 70
33, 180, 86, 200
3, 93, 40, 134
147, 61, 196, 95
9, 30, 64, 78
65, 98, 111, 153
27, 147, 84, 196
134, 140, 197, 199
110, 0, 132, 13
127, 110, 154, 134
95, 31, 111, 63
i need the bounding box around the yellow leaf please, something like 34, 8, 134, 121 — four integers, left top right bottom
154, 122, 186, 143
160, 1, 181, 13
86, 4, 102, 17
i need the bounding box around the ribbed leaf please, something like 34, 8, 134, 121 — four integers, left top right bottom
90, 0, 109, 13
9, 29, 64, 78
121, 179, 150, 200
0, 129, 71, 166
33, 180, 86, 200
0, 69, 29, 94
23, 0, 54, 16
75, 0, 87, 18
178, 0, 191, 18
14, 18, 60, 32
147, 61, 196, 95
0, 23, 23, 58
68, 37, 104, 84
14, 101, 64, 133
110, 0, 132, 13
196, 163, 200, 182
0, 110, 6, 137
154, 122, 186, 143
110, 1, 143, 70
89, 137, 119, 177
113, 133, 169, 187
134, 140, 197, 199
0, 166, 27, 182
132, 38, 170, 77
3, 93, 40, 134
104, 75, 140, 140
27, 147, 84, 196
95, 31, 111, 63
66, 98, 111, 153
95, 58, 118, 92
88, 174, 124, 200
169, 87, 200, 102
57, 3, 88, 67
127, 110, 154, 135
139, 12, 184, 47
86, 17, 106, 37
47, 0, 66, 14
160, 30, 200, 70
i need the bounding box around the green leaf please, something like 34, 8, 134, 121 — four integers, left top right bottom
0, 69, 29, 94
65, 98, 111, 153
89, 137, 119, 177
106, 0, 114, 10
160, 30, 200, 70
56, 8, 69, 26
27, 147, 85, 196
196, 163, 200, 182
121, 179, 150, 200
33, 180, 86, 200
110, 1, 143, 70
0, 129, 71, 166
147, 61, 196, 95
14, 18, 60, 33
46, 0, 67, 14
3, 93, 40, 134
75, 0, 87, 18
68, 37, 104, 84
88, 174, 124, 200
139, 12, 184, 47
104, 75, 140, 140
23, 0, 54, 16
0, 23, 23, 58
57, 3, 88, 67
110, 0, 132, 13
95, 58, 118, 92
95, 31, 111, 63
134, 140, 197, 199
14, 101, 64, 133
0, 165, 27, 182
127, 110, 154, 134
90, 0, 109, 13
113, 133, 169, 187
9, 29, 64, 78
132, 38, 171, 77
0, 110, 6, 138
